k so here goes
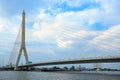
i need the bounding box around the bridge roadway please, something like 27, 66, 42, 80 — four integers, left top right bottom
18, 57, 120, 67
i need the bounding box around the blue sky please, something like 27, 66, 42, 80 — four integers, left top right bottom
0, 0, 120, 69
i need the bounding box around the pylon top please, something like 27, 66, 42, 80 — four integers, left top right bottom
22, 10, 25, 14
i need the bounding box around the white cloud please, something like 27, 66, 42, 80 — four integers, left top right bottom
65, 0, 84, 8
0, 18, 4, 32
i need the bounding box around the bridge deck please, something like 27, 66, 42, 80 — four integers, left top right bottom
18, 57, 120, 67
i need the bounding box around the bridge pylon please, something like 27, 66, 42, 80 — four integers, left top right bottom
15, 10, 29, 70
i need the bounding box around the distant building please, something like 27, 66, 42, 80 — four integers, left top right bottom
70, 65, 75, 71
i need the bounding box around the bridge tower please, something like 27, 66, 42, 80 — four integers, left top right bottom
15, 10, 29, 70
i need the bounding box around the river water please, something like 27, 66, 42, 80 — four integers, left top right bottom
0, 71, 120, 80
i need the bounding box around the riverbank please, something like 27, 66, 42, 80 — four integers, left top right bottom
53, 71, 120, 76
1, 70, 120, 76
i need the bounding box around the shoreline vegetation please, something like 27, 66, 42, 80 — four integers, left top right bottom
0, 66, 120, 76
0, 66, 120, 71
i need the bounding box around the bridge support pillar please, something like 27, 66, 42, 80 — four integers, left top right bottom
15, 10, 29, 70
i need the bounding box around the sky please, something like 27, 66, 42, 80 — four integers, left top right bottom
0, 0, 120, 69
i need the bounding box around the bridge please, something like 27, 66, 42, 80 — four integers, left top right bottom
19, 57, 120, 67
7, 10, 120, 70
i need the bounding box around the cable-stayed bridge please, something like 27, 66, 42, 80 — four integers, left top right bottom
7, 10, 120, 70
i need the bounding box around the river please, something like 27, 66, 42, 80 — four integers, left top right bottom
0, 71, 120, 80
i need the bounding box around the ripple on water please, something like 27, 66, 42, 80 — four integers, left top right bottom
0, 71, 120, 80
